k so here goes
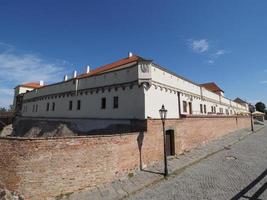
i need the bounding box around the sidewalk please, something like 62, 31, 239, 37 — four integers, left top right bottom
57, 124, 264, 200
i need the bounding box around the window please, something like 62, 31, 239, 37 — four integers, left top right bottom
204, 105, 206, 113
52, 102, 55, 111
188, 102, 192, 114
77, 100, 81, 110
211, 106, 216, 113
101, 98, 106, 109
46, 103, 50, 111
113, 96, 118, 109
32, 105, 35, 112
183, 101, 187, 113
200, 104, 203, 113
69, 101, 73, 110
36, 104, 38, 112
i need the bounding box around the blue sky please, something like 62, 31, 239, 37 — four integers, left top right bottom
0, 0, 267, 107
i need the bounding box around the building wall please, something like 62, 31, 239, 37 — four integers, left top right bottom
0, 117, 250, 200
179, 94, 239, 115
13, 86, 35, 107
17, 59, 248, 120
150, 64, 248, 114
144, 84, 179, 119
22, 84, 145, 119
22, 64, 139, 100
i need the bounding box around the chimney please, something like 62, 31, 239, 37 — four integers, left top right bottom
86, 65, 90, 74
64, 74, 68, 81
73, 70, 77, 78
128, 52, 133, 58
39, 80, 44, 86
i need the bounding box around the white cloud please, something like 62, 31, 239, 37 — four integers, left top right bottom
207, 49, 227, 64
215, 49, 226, 56
189, 39, 209, 53
188, 39, 228, 64
0, 43, 68, 108
208, 60, 214, 64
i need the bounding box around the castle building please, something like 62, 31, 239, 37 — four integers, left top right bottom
13, 53, 249, 126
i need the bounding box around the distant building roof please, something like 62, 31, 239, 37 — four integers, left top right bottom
19, 82, 44, 89
234, 97, 248, 105
199, 82, 224, 94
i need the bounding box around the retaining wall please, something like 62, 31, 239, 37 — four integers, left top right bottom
0, 116, 250, 199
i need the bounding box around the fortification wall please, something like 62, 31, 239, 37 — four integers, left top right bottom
0, 116, 250, 199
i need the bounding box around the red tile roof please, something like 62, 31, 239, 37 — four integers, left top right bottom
78, 55, 141, 79
20, 82, 43, 89
200, 82, 224, 94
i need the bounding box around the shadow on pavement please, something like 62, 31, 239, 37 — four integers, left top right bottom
231, 168, 267, 200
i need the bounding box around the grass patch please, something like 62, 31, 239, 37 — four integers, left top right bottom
128, 172, 134, 178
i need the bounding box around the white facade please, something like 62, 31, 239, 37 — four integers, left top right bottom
16, 54, 249, 120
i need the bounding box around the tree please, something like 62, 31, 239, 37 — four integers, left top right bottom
255, 102, 266, 113
0, 107, 7, 113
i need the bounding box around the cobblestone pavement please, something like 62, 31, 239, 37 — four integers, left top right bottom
128, 124, 267, 200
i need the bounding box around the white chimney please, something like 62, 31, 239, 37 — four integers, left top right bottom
73, 70, 77, 78
64, 74, 68, 81
86, 65, 90, 74
39, 80, 44, 86
128, 52, 133, 58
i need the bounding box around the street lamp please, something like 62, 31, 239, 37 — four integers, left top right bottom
159, 104, 168, 177
249, 106, 254, 132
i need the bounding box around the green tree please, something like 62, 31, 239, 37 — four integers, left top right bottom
0, 107, 7, 113
255, 102, 266, 113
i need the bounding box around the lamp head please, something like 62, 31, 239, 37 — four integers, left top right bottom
159, 104, 168, 121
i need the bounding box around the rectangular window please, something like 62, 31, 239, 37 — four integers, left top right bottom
77, 100, 81, 110
101, 98, 106, 109
113, 96, 118, 109
36, 104, 38, 112
183, 101, 187, 113
214, 106, 216, 113
189, 102, 192, 114
69, 101, 72, 110
204, 105, 206, 113
46, 103, 49, 111
200, 104, 203, 113
52, 102, 55, 111
211, 106, 213, 113
32, 105, 35, 112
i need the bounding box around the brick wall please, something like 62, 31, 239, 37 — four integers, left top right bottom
0, 116, 250, 199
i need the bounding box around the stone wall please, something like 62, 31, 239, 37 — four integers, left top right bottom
0, 116, 250, 199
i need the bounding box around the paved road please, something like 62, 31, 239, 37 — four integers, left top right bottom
128, 126, 267, 200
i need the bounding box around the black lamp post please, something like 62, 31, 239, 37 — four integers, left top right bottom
249, 108, 254, 132
159, 104, 168, 177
